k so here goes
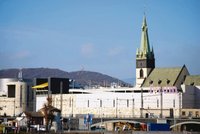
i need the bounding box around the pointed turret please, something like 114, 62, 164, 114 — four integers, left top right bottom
137, 15, 152, 59
135, 15, 155, 87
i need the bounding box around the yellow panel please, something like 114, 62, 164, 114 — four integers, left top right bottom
32, 82, 48, 89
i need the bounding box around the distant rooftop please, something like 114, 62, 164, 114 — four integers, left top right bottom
184, 75, 200, 86
142, 66, 186, 87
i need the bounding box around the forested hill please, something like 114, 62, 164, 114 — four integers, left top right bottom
0, 68, 131, 87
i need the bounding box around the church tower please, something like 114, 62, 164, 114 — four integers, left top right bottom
136, 16, 155, 87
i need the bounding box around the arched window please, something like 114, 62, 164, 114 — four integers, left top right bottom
140, 69, 144, 78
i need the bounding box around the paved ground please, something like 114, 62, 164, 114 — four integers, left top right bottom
62, 131, 198, 134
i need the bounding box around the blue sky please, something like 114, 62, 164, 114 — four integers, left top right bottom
0, 0, 200, 80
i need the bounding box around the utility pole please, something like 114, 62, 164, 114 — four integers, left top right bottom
71, 97, 74, 117
13, 100, 15, 117
140, 87, 143, 118
158, 80, 163, 118
179, 91, 182, 118
116, 98, 118, 118
60, 82, 63, 112
160, 87, 163, 118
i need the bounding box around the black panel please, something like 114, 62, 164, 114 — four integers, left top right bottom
170, 108, 174, 118
34, 78, 69, 94
147, 59, 155, 68
49, 78, 69, 94
35, 78, 48, 85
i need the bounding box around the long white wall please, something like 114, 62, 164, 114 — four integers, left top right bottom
36, 88, 181, 118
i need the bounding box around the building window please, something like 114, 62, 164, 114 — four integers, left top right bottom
87, 100, 90, 107
173, 99, 175, 108
188, 111, 193, 117
182, 111, 186, 116
113, 100, 115, 107
20, 85, 22, 107
157, 99, 159, 108
69, 98, 71, 107
195, 111, 199, 117
31, 90, 34, 100
27, 86, 29, 107
7, 85, 16, 98
140, 69, 144, 78
100, 100, 102, 107
127, 99, 129, 107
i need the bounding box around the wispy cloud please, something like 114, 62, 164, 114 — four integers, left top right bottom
81, 43, 95, 57
0, 50, 31, 69
10, 50, 31, 60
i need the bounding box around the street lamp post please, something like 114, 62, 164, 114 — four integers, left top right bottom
13, 100, 16, 117
68, 117, 71, 131
158, 80, 163, 118
116, 98, 118, 118
132, 98, 134, 117
60, 82, 63, 112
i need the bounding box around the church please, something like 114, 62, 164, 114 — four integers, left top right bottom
135, 15, 200, 118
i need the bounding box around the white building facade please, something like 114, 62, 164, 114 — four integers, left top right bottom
36, 87, 181, 118
0, 78, 35, 116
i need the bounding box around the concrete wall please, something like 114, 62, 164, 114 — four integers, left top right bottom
182, 85, 195, 108
36, 89, 181, 118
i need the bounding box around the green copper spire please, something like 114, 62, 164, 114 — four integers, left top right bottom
140, 15, 150, 56
136, 15, 154, 59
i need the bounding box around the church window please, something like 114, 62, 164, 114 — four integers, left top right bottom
140, 69, 144, 78
157, 99, 159, 108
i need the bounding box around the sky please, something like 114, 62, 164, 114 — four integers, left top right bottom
0, 0, 200, 80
